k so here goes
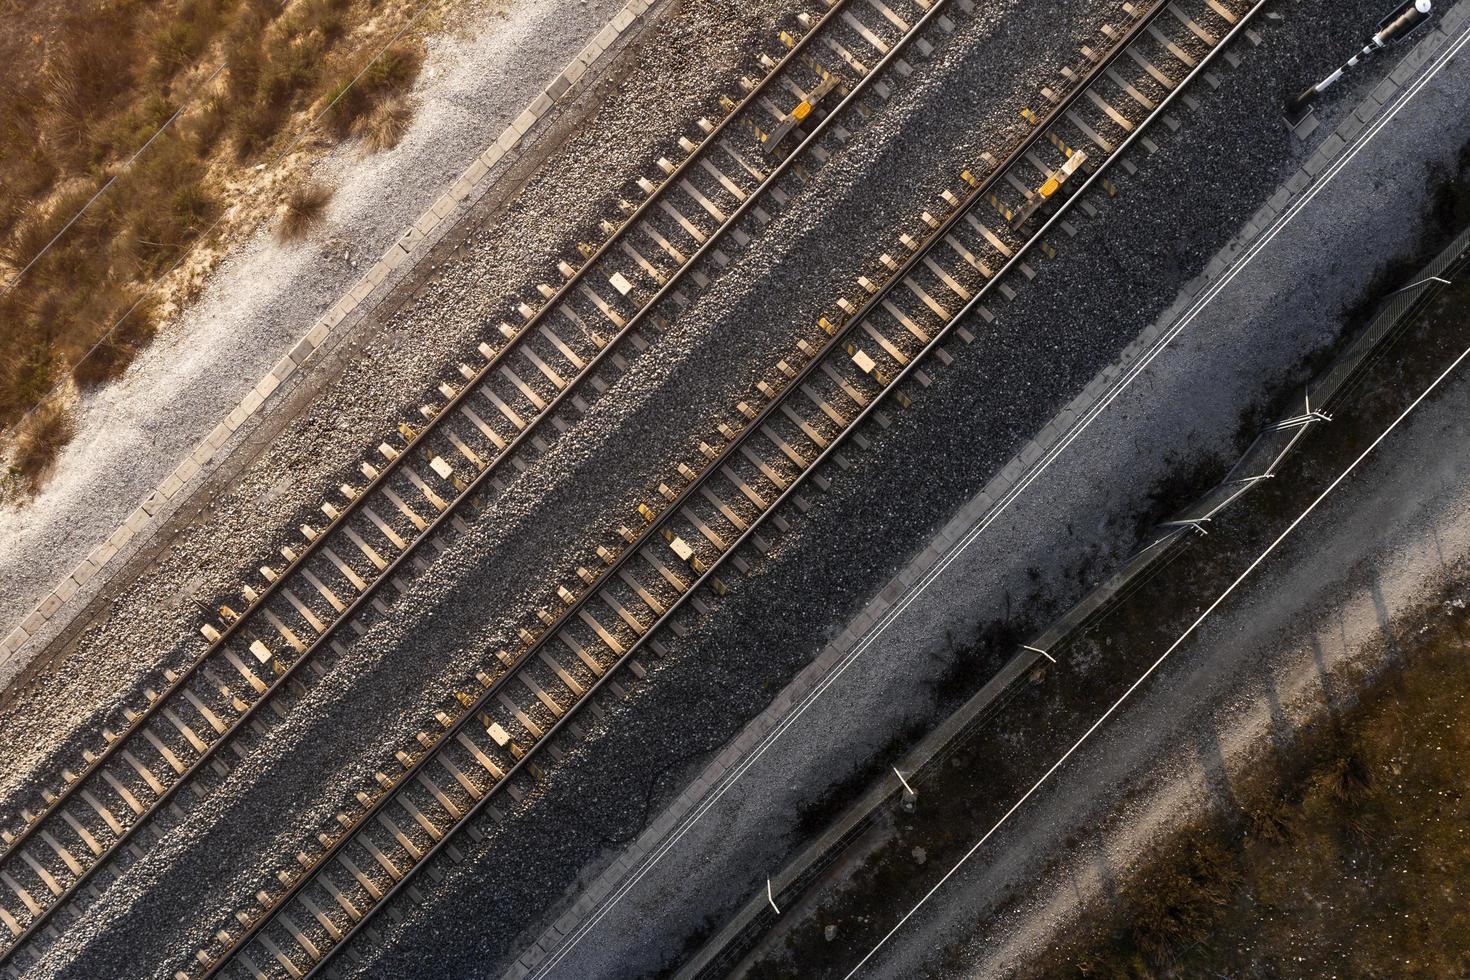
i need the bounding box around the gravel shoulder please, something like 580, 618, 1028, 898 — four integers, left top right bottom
22, 3, 1126, 974
0, 0, 633, 671
881, 288, 1470, 980
0, 0, 797, 803
4, 1, 1458, 976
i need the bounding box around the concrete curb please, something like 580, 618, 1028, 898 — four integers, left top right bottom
501, 7, 1470, 977
0, 0, 665, 686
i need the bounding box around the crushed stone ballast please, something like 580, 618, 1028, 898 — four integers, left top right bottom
0, 0, 973, 971
188, 1, 1263, 975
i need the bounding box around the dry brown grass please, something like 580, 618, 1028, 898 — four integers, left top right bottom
277, 181, 334, 241
350, 94, 413, 153
1018, 603, 1470, 980
324, 43, 423, 138
8, 402, 75, 490
0, 0, 428, 483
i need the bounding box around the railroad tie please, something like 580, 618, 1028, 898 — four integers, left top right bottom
259, 930, 306, 977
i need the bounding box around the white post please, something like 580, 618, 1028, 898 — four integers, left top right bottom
893, 767, 916, 797
1022, 644, 1056, 663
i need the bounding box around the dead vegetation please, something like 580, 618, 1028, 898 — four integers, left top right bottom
0, 0, 431, 487
277, 181, 334, 241
350, 94, 414, 153
6, 402, 75, 495
1018, 599, 1470, 980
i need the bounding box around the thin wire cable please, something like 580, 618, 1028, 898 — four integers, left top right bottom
0, 76, 215, 298
844, 338, 1470, 978
0, 0, 292, 300
2, 2, 432, 439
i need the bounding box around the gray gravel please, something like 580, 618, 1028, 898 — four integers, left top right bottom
908, 280, 1470, 980
14, 0, 1133, 975
0, 0, 798, 800
0, 0, 634, 654
7, 0, 1453, 976
325, 2, 1466, 978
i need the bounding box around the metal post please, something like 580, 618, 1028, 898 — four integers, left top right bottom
1285, 1, 1433, 124
1386, 275, 1453, 296
1022, 644, 1056, 663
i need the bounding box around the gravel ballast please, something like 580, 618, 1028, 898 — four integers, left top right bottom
0, 0, 810, 801
13, 1, 1140, 975
331, 3, 1463, 977
6, 0, 1451, 977
0, 0, 640, 649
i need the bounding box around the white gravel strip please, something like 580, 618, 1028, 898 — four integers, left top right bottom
0, 0, 635, 683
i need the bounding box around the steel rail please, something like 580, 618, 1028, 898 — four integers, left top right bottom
0, 0, 872, 967
325, 0, 1268, 973
201, 0, 965, 974
0, 0, 857, 881
676, 5, 1277, 978
234, 1, 1263, 974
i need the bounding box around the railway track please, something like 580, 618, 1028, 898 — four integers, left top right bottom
188, 1, 1266, 976
0, 0, 973, 970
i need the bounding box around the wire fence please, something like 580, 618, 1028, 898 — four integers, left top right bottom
683, 221, 1470, 980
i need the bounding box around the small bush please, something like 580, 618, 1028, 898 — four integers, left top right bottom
277, 182, 333, 240
170, 183, 215, 232
350, 94, 412, 153
1, 340, 56, 425
152, 20, 208, 77
297, 0, 351, 43
260, 35, 321, 108
186, 95, 229, 154
224, 26, 264, 105
71, 292, 158, 390
362, 44, 423, 97
232, 100, 286, 159
10, 402, 75, 485
324, 43, 422, 137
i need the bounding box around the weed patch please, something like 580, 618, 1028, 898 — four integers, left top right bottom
0, 0, 428, 483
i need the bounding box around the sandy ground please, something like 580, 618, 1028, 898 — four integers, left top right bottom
0, 0, 628, 645
512, 10, 1470, 976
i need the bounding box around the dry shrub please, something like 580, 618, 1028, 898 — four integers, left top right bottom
0, 0, 405, 430
72, 294, 159, 390
229, 30, 325, 158
277, 182, 333, 240
185, 95, 229, 154
324, 43, 423, 139
296, 0, 351, 43
1245, 793, 1298, 845
0, 336, 55, 425
224, 19, 266, 105
349, 94, 412, 153
1, 212, 57, 272
43, 8, 142, 168
10, 402, 75, 486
